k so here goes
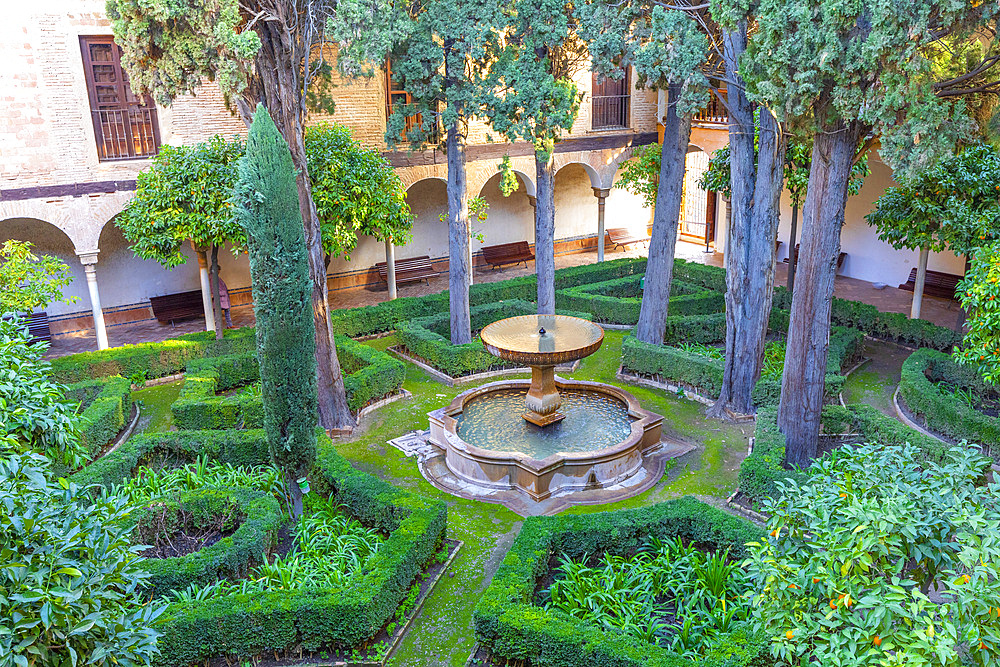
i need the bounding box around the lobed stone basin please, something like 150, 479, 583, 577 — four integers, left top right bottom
427, 377, 663, 501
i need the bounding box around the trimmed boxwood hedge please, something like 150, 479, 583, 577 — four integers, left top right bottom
132, 487, 283, 599
395, 299, 591, 378
738, 403, 955, 505
473, 497, 767, 667
70, 429, 447, 665
331, 256, 650, 337
51, 327, 258, 384
555, 275, 725, 325
621, 312, 863, 407
899, 348, 1000, 451
65, 376, 133, 457
170, 335, 405, 429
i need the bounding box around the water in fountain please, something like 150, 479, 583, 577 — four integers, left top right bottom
455, 388, 633, 459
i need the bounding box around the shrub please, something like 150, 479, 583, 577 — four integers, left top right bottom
555, 275, 725, 325
50, 327, 257, 384
474, 497, 766, 667
0, 319, 83, 471
899, 348, 1000, 452
0, 449, 165, 667
746, 443, 1000, 666
337, 334, 406, 412
66, 376, 133, 458
131, 487, 284, 599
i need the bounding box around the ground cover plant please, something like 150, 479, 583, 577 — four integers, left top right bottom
747, 442, 1000, 666
474, 497, 766, 666
544, 536, 751, 657
899, 347, 1000, 453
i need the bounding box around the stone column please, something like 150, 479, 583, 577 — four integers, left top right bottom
384, 239, 397, 300
193, 244, 216, 331
78, 252, 109, 350
911, 245, 930, 320
593, 187, 610, 262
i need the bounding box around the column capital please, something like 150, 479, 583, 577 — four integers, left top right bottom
77, 251, 100, 266
526, 195, 537, 208
592, 187, 611, 199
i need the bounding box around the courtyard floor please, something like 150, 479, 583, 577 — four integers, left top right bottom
45, 240, 964, 358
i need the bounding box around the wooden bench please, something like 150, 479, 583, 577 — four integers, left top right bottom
785, 244, 848, 273
150, 290, 205, 325
898, 267, 963, 301
2, 311, 51, 344
375, 255, 439, 286
607, 227, 651, 251
482, 241, 535, 270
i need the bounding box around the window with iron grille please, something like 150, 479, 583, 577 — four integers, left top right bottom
591, 67, 630, 130
80, 35, 160, 161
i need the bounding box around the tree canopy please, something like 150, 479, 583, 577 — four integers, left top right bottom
0, 240, 77, 315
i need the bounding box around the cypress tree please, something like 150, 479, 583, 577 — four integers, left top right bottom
233, 105, 318, 518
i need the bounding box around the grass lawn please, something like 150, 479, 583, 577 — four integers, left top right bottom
133, 329, 752, 667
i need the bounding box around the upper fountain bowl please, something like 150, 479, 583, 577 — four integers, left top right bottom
479, 314, 604, 366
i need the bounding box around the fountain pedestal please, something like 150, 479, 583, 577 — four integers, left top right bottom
524, 365, 564, 426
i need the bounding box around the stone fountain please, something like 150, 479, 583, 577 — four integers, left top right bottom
425, 314, 664, 506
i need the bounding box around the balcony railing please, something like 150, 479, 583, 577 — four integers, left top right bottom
693, 92, 728, 125
592, 94, 630, 130
92, 107, 159, 161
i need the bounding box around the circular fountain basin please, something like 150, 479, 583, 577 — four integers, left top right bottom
480, 313, 604, 366
428, 378, 663, 501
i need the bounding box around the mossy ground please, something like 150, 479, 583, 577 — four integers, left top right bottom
133, 330, 752, 666
841, 339, 911, 417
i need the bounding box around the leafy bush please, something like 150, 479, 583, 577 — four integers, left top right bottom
0, 449, 166, 667
0, 319, 83, 472
66, 376, 133, 458
956, 241, 1000, 385
899, 348, 1000, 452
544, 536, 751, 657
131, 487, 284, 599
746, 443, 1000, 666
474, 497, 766, 667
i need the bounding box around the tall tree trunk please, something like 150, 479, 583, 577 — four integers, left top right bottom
635, 82, 691, 344
779, 118, 865, 467
711, 43, 786, 417
535, 150, 557, 314
209, 244, 224, 340
787, 205, 799, 292
247, 22, 354, 431
447, 120, 473, 344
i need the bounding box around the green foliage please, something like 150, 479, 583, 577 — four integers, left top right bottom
0, 319, 83, 471
130, 487, 284, 600
48, 327, 258, 384
234, 105, 319, 503
474, 497, 766, 666
118, 137, 246, 269
900, 348, 1000, 450
746, 443, 1000, 666
545, 537, 751, 657
66, 376, 133, 459
614, 143, 660, 208
867, 143, 1000, 256
0, 240, 77, 314
556, 275, 725, 325
0, 449, 166, 667
957, 241, 1000, 385
305, 122, 412, 259
738, 0, 1000, 174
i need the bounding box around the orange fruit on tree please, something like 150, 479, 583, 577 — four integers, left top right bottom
873, 635, 882, 647
786, 630, 794, 640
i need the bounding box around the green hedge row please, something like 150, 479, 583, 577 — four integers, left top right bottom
66, 376, 133, 458
473, 497, 766, 667
51, 327, 258, 384
170, 336, 405, 429
152, 441, 447, 665
395, 300, 590, 378
621, 317, 863, 408
899, 348, 1000, 452
330, 256, 649, 337
555, 276, 725, 325
738, 403, 954, 505
70, 429, 447, 665
132, 487, 283, 599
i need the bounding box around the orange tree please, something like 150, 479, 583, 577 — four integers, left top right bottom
957, 242, 1000, 386
746, 442, 1000, 666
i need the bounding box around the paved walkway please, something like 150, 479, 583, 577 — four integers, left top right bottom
45, 241, 963, 358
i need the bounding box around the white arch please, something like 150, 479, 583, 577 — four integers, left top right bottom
555, 161, 602, 190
